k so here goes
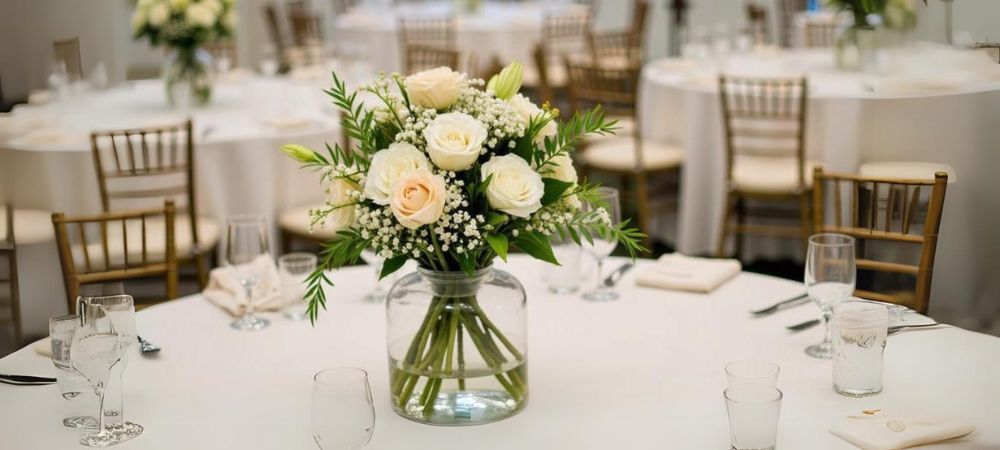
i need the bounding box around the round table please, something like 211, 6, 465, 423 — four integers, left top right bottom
638, 44, 1000, 326
333, 1, 587, 73
0, 76, 340, 335
1, 256, 998, 449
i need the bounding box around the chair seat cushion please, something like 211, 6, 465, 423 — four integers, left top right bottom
0, 207, 55, 245
279, 204, 344, 241
859, 162, 956, 183
731, 156, 821, 194
522, 64, 567, 88
70, 214, 219, 271
582, 137, 684, 171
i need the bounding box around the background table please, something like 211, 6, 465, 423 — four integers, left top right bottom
1, 256, 998, 449
638, 44, 1000, 329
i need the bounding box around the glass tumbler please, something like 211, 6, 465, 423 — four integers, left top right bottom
541, 239, 581, 294
49, 315, 98, 429
724, 384, 783, 450
279, 252, 318, 320
833, 301, 888, 397
725, 360, 780, 388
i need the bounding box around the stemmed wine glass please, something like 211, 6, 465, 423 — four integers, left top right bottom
225, 215, 271, 331
360, 249, 394, 303
312, 367, 375, 450
804, 233, 857, 359
581, 187, 621, 302
81, 295, 143, 440
49, 314, 98, 430
70, 308, 124, 447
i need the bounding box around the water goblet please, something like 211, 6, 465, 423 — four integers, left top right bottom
804, 233, 856, 359
360, 249, 399, 303
80, 295, 143, 440
312, 367, 375, 450
49, 315, 98, 430
70, 313, 124, 447
541, 238, 581, 294
581, 187, 621, 302
279, 252, 318, 320
225, 215, 271, 331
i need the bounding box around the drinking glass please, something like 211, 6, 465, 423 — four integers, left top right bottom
724, 384, 782, 450
541, 238, 581, 294
725, 360, 780, 388
80, 295, 143, 440
833, 301, 888, 397
70, 311, 124, 447
804, 233, 856, 359
581, 187, 620, 302
312, 367, 375, 450
50, 315, 98, 429
279, 252, 318, 320
360, 250, 395, 303
225, 215, 271, 331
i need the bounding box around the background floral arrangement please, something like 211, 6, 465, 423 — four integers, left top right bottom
130, 0, 236, 48
825, 0, 924, 30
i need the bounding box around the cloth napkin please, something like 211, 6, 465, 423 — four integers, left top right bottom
203, 255, 285, 317
635, 253, 742, 293
831, 410, 975, 450
33, 338, 52, 358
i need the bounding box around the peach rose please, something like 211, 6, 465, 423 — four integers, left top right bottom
389, 170, 447, 229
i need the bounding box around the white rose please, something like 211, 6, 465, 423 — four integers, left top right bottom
131, 9, 148, 32
148, 3, 170, 26
364, 143, 430, 205
390, 170, 448, 229
423, 112, 487, 171
542, 153, 577, 183
481, 154, 545, 218
204, 0, 222, 14
222, 10, 237, 29
170, 0, 188, 12
508, 93, 557, 142
323, 178, 360, 231
405, 67, 466, 110
138, 0, 156, 9
186, 3, 216, 27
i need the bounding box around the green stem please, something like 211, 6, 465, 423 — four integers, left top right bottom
470, 299, 524, 360
429, 231, 450, 270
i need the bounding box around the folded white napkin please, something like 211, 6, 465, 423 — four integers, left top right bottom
831, 410, 975, 450
635, 253, 742, 293
33, 337, 52, 358
203, 255, 285, 317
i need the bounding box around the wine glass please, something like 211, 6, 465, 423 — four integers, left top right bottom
225, 215, 271, 331
360, 249, 395, 303
70, 310, 124, 447
804, 233, 856, 359
279, 252, 318, 320
581, 187, 621, 302
81, 295, 143, 440
312, 367, 375, 450
49, 315, 98, 430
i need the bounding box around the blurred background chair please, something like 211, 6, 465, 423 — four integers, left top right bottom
527, 8, 593, 105
804, 21, 837, 47
778, 0, 808, 47
398, 16, 457, 73
0, 206, 21, 346
403, 44, 460, 74
744, 1, 770, 45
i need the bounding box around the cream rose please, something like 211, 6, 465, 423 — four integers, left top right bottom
405, 67, 466, 110
508, 93, 557, 142
390, 170, 447, 229
481, 154, 545, 218
364, 143, 430, 205
170, 0, 189, 12
131, 9, 148, 32
323, 178, 360, 231
423, 112, 487, 171
186, 2, 216, 27
542, 154, 581, 208
148, 2, 170, 26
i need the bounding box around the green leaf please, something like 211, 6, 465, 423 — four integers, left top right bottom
485, 234, 509, 261
540, 178, 574, 207
513, 230, 559, 265
379, 254, 408, 280
456, 251, 476, 277
485, 212, 509, 228
511, 134, 534, 162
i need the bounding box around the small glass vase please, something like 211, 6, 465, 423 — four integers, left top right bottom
386, 266, 527, 425
163, 47, 214, 107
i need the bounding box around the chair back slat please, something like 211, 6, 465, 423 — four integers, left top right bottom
804, 21, 837, 47
404, 44, 460, 74
399, 16, 456, 49
778, 0, 808, 47
565, 57, 640, 119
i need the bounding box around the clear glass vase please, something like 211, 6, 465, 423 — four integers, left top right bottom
163, 47, 214, 107
386, 266, 527, 425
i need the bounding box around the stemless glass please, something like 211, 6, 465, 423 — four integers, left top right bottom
225, 215, 271, 331
70, 312, 124, 447
541, 238, 582, 294
312, 367, 375, 450
804, 233, 856, 359
725, 360, 780, 388
50, 315, 98, 430
360, 250, 396, 303
724, 384, 783, 450
279, 252, 318, 320
833, 301, 888, 397
581, 187, 621, 302
81, 295, 143, 440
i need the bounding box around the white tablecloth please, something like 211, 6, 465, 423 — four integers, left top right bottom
0, 77, 342, 335
333, 1, 587, 73
1, 256, 998, 449
638, 44, 1000, 327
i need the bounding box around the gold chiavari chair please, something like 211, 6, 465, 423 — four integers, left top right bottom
52, 201, 179, 312
811, 169, 949, 314
205, 40, 238, 67
567, 57, 684, 247
804, 21, 838, 47
53, 37, 84, 81
630, 0, 650, 38
404, 44, 460, 74
399, 16, 456, 49
528, 8, 593, 104
90, 119, 217, 288
0, 206, 21, 345
745, 2, 770, 45
0, 205, 55, 343
975, 42, 1000, 63
778, 0, 807, 47
716, 75, 819, 259
288, 9, 323, 46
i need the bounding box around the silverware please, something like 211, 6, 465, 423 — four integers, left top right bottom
138, 336, 161, 354
750, 293, 810, 316
200, 125, 216, 141
888, 323, 942, 335
0, 374, 57, 386
603, 262, 635, 287
786, 319, 821, 332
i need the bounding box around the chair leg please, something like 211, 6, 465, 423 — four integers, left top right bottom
716, 192, 735, 258
193, 251, 209, 289
798, 192, 812, 256
6, 250, 21, 346
734, 196, 747, 260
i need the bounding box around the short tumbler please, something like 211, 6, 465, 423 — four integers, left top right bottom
833, 301, 888, 397
724, 384, 782, 450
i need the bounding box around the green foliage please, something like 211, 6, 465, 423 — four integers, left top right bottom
512, 230, 559, 265
485, 234, 509, 261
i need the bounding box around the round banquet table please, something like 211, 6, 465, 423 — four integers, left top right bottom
638, 44, 1000, 325
333, 1, 587, 74
0, 75, 341, 335
1, 255, 998, 449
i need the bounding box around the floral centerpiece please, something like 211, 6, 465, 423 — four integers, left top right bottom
130, 0, 237, 105
825, 0, 924, 69
281, 62, 644, 424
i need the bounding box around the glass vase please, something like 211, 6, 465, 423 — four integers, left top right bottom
163, 47, 214, 108
386, 266, 527, 425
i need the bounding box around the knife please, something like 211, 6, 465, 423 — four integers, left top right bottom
603, 262, 636, 287
750, 293, 810, 316
0, 374, 58, 386
786, 319, 821, 333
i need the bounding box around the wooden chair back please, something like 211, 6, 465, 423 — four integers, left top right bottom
564, 56, 640, 119
289, 10, 323, 46
404, 44, 460, 74
718, 75, 808, 189
804, 21, 837, 47
53, 38, 84, 81
0, 205, 21, 344
205, 40, 238, 67
52, 201, 179, 312
541, 8, 593, 57
399, 16, 456, 49
975, 42, 1000, 63
778, 0, 807, 47
811, 169, 948, 313
745, 2, 770, 44
588, 30, 643, 69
